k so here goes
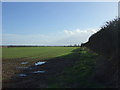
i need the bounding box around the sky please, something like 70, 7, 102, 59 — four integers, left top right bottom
2, 2, 118, 46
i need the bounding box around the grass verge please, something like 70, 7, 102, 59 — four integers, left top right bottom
48, 47, 105, 88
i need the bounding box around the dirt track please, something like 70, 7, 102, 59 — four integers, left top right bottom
2, 51, 80, 88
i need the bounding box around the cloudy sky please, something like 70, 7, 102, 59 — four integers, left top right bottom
2, 2, 118, 45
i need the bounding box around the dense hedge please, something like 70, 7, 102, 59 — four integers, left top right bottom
81, 18, 119, 88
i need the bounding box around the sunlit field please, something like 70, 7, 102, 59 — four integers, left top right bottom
2, 47, 78, 59
2, 46, 104, 88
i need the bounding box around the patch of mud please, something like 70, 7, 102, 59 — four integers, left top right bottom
16, 67, 29, 69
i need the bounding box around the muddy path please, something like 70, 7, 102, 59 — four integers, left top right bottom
2, 48, 81, 88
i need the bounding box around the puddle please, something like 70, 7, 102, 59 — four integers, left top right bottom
16, 67, 29, 69
31, 71, 45, 73
18, 74, 27, 77
5, 62, 15, 64
16, 67, 32, 70
35, 61, 46, 66
21, 62, 28, 64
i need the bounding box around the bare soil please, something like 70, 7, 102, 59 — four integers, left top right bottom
2, 52, 80, 88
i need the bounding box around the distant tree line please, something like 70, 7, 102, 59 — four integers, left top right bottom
2, 44, 81, 48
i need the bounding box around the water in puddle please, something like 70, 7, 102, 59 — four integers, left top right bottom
21, 62, 28, 64
18, 74, 27, 77
16, 67, 29, 69
32, 71, 45, 73
16, 67, 32, 70
35, 61, 46, 66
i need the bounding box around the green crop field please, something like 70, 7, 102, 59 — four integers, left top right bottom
2, 47, 78, 59
3, 47, 79, 83
2, 47, 105, 88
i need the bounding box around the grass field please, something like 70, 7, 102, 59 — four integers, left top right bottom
2, 47, 78, 59
2, 46, 105, 88
2, 47, 79, 83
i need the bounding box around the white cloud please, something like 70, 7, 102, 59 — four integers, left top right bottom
52, 28, 99, 45
64, 30, 74, 35
2, 28, 99, 46
64, 28, 99, 36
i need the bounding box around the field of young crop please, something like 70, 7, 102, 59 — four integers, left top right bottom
2, 46, 105, 88
2, 46, 79, 86
2, 47, 78, 59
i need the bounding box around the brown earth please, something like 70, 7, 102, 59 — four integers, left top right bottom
2, 49, 81, 88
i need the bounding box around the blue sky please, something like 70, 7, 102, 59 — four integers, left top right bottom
2, 2, 118, 45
